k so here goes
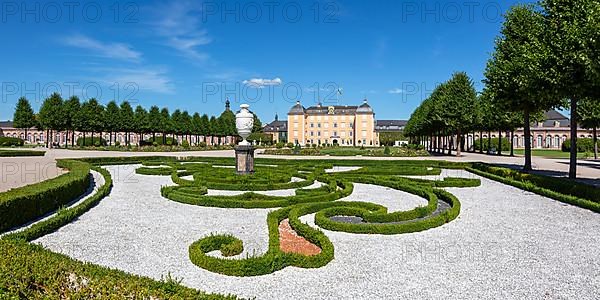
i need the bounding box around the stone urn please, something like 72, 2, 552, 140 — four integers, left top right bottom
236, 104, 254, 146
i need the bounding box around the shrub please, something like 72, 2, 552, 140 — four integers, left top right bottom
0, 150, 45, 157
561, 138, 597, 152
0, 160, 90, 233
275, 142, 284, 149
0, 136, 24, 146
114, 140, 121, 146
199, 141, 207, 148
383, 146, 391, 155
182, 140, 190, 148
473, 137, 510, 152
76, 136, 107, 147
141, 136, 179, 146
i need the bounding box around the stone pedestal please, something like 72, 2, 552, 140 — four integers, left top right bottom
235, 145, 255, 175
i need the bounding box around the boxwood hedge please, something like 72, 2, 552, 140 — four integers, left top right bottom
0, 160, 90, 233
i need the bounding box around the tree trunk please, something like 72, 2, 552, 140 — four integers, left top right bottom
82, 132, 86, 147
487, 131, 492, 154
594, 127, 598, 160
456, 130, 461, 156
569, 99, 577, 179
479, 131, 483, 154
498, 130, 502, 156
523, 109, 532, 172
71, 130, 75, 147
24, 128, 28, 144
510, 130, 515, 156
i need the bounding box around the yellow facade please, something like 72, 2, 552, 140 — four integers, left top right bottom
287, 100, 378, 146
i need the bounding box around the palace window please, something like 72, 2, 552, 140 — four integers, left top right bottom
333, 123, 338, 128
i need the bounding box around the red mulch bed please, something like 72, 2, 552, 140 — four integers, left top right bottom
278, 219, 321, 256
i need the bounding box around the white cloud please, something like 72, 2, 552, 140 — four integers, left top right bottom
88, 67, 174, 94
243, 78, 282, 88
388, 88, 405, 94
62, 34, 141, 62
152, 1, 211, 62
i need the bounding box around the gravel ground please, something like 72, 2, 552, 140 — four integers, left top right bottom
35, 166, 600, 299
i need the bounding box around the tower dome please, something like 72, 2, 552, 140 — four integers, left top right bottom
288, 101, 306, 115
356, 98, 373, 113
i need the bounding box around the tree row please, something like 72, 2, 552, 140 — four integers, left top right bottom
12, 93, 263, 147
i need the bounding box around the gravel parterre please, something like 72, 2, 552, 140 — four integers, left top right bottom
35, 166, 600, 299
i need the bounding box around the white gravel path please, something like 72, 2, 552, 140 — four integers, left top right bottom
35, 167, 600, 299
325, 166, 362, 173
207, 180, 325, 197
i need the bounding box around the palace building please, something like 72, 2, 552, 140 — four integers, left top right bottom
286, 99, 378, 146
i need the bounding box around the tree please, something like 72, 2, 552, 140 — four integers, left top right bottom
438, 72, 476, 156
104, 101, 120, 145
148, 106, 161, 141
120, 101, 134, 146
252, 113, 262, 133
38, 93, 65, 147
541, 0, 600, 178
171, 109, 182, 142
63, 96, 81, 147
133, 105, 148, 146
578, 98, 600, 159
181, 111, 192, 143
192, 112, 202, 145
200, 114, 210, 143
83, 98, 104, 144
160, 108, 171, 144
484, 4, 557, 172
13, 97, 36, 143
209, 116, 219, 144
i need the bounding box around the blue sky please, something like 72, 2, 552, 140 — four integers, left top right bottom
0, 0, 534, 123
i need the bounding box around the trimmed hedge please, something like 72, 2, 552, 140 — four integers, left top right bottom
0, 160, 90, 233
0, 136, 24, 146
3, 166, 111, 241
76, 136, 107, 147
473, 137, 510, 152
0, 239, 238, 299
0, 161, 238, 299
0, 149, 45, 157
468, 163, 600, 213
561, 138, 598, 153
147, 158, 475, 276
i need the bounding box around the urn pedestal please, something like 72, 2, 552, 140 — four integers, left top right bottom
235, 145, 255, 175
235, 104, 255, 175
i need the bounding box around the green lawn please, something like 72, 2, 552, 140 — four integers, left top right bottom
513, 149, 589, 159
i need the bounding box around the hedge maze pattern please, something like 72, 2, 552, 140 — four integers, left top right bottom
138, 158, 481, 276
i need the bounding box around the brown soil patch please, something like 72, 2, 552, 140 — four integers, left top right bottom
278, 219, 321, 256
